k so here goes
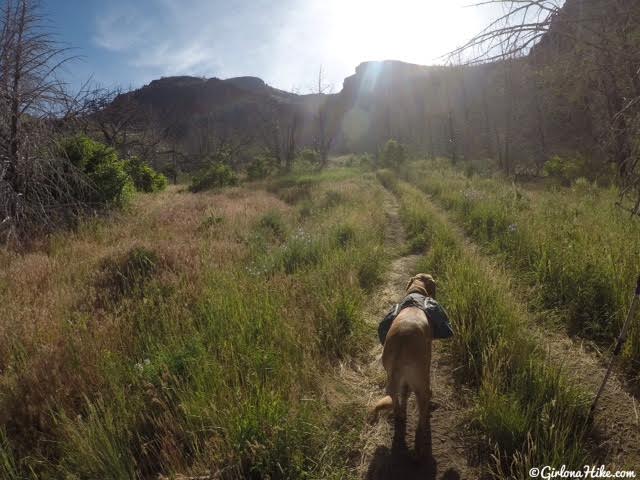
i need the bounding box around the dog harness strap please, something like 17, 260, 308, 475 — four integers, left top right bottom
378, 294, 454, 344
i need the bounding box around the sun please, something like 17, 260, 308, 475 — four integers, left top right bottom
326, 0, 476, 68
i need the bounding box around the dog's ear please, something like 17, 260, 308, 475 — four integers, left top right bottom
405, 276, 416, 291
420, 274, 437, 297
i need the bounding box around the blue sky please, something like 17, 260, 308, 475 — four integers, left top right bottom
47, 0, 504, 93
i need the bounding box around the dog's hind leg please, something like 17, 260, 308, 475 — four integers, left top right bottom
414, 348, 433, 458
395, 383, 409, 422
414, 385, 431, 458
391, 380, 408, 451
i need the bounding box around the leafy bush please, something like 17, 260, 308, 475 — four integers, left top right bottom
190, 163, 238, 192
59, 135, 133, 207
258, 211, 287, 241
247, 155, 274, 180
344, 153, 373, 168
333, 224, 356, 247
198, 214, 224, 232
89, 161, 135, 207
293, 149, 321, 172
276, 231, 322, 274
543, 154, 587, 186
124, 157, 167, 193
380, 139, 407, 169
318, 292, 360, 358
375, 169, 399, 193
571, 177, 597, 196
322, 190, 345, 208
160, 164, 179, 184
357, 252, 385, 291
299, 148, 320, 164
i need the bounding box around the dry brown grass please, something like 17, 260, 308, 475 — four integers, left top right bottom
0, 185, 292, 456
0, 171, 387, 479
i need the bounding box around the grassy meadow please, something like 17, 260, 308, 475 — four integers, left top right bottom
2, 159, 638, 479
401, 160, 640, 381
0, 169, 388, 479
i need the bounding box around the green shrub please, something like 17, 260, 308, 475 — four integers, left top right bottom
318, 292, 361, 358
152, 173, 168, 192
294, 149, 321, 172
247, 155, 273, 180
61, 134, 113, 172
258, 211, 287, 241
543, 154, 587, 186
333, 224, 356, 247
376, 169, 399, 193
345, 153, 373, 168
124, 158, 167, 193
190, 163, 238, 192
160, 164, 179, 184
464, 161, 479, 178
273, 180, 315, 205
380, 139, 407, 169
89, 161, 135, 207
322, 190, 345, 208
357, 252, 385, 291
277, 232, 322, 274
299, 148, 320, 164
59, 135, 134, 207
198, 214, 224, 232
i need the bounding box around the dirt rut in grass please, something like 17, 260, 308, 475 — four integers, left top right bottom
421, 192, 640, 470
336, 194, 483, 479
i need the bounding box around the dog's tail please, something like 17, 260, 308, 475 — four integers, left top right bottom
368, 395, 393, 423
374, 395, 393, 412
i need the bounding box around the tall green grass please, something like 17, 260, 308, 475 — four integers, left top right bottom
390, 178, 590, 478
404, 160, 640, 381
0, 172, 388, 479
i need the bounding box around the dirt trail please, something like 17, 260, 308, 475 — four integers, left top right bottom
336, 193, 484, 479
420, 191, 640, 470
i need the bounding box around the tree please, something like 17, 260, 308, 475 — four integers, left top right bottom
313, 66, 335, 168
257, 100, 299, 172
0, 0, 86, 243
82, 86, 175, 169
452, 0, 640, 212
449, 1, 564, 65
187, 110, 253, 170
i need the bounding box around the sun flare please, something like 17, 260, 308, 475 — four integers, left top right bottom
326, 0, 476, 67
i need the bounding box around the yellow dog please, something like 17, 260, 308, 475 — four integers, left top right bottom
372, 273, 436, 456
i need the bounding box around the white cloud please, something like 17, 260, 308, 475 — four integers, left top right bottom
93, 6, 153, 52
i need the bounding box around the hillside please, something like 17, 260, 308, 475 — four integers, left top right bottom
105, 0, 638, 185
113, 52, 596, 174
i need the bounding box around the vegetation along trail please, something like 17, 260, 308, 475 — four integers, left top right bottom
398, 168, 640, 470
376, 170, 640, 477
0, 170, 398, 478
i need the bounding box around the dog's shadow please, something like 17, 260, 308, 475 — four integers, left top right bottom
365, 417, 461, 480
